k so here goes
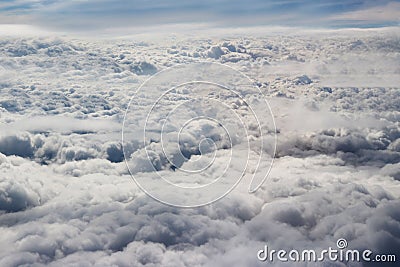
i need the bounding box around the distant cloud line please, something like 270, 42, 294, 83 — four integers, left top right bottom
0, 0, 399, 31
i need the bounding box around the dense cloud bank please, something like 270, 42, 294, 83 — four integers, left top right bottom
0, 29, 399, 266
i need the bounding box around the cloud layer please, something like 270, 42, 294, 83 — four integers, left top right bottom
0, 28, 399, 266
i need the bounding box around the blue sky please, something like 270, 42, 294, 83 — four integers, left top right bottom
0, 0, 399, 31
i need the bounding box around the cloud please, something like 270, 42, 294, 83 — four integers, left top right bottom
0, 0, 399, 32
0, 29, 399, 266
330, 2, 400, 24
0, 116, 121, 135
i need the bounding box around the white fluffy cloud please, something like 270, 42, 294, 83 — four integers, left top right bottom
0, 28, 399, 266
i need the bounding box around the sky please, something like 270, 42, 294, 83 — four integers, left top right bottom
0, 0, 399, 32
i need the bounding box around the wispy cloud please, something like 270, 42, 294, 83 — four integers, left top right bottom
329, 1, 400, 25
0, 0, 399, 31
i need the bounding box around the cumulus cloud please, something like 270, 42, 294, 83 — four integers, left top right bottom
0, 28, 399, 266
